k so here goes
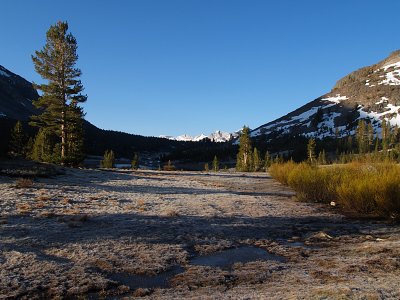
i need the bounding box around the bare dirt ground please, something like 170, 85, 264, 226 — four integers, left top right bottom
1, 168, 399, 299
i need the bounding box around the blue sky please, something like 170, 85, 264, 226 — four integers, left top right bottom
1, 1, 399, 137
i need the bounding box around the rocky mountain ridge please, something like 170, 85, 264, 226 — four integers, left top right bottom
251, 50, 400, 140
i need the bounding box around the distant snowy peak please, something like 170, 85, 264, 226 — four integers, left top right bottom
160, 130, 237, 142
251, 50, 400, 140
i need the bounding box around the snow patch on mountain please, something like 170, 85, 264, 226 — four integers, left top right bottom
160, 130, 236, 142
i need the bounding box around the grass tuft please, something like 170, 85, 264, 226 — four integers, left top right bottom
15, 178, 34, 189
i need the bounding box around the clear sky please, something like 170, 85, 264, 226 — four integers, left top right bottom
1, 0, 399, 137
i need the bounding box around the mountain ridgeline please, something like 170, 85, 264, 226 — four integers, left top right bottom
251, 50, 400, 141
0, 65, 235, 163
2, 50, 400, 164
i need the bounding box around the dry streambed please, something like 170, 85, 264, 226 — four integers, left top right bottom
0, 169, 399, 299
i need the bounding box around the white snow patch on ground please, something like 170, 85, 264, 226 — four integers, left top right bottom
321, 94, 348, 104
0, 112, 6, 117
378, 62, 400, 86
291, 107, 320, 122
358, 103, 400, 136
375, 97, 389, 105
382, 61, 400, 71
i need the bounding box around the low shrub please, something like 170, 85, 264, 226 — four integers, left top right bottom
163, 160, 176, 171
15, 178, 34, 188
268, 160, 297, 185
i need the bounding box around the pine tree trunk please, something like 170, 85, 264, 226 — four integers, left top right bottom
61, 109, 66, 165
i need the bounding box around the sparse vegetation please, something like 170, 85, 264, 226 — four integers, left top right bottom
101, 150, 115, 168
15, 178, 34, 189
212, 155, 219, 172
163, 160, 176, 171
131, 152, 139, 170
269, 162, 400, 217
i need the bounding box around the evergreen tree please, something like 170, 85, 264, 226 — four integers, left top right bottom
356, 120, 367, 154
31, 128, 54, 162
252, 147, 262, 171
163, 160, 176, 171
236, 126, 252, 171
131, 152, 139, 169
381, 119, 389, 151
307, 138, 316, 164
25, 137, 34, 159
31, 21, 87, 165
204, 162, 209, 172
212, 155, 219, 172
65, 104, 85, 165
367, 123, 374, 152
9, 121, 26, 157
101, 150, 115, 168
374, 135, 380, 153
317, 149, 327, 165
264, 151, 272, 170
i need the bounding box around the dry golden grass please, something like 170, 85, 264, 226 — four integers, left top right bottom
164, 209, 180, 217
62, 197, 71, 205
36, 195, 51, 201
15, 178, 34, 189
16, 203, 32, 214
269, 162, 400, 217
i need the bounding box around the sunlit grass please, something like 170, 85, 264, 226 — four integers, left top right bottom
269, 162, 400, 217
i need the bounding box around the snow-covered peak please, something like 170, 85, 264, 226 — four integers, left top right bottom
193, 134, 208, 142
159, 130, 235, 142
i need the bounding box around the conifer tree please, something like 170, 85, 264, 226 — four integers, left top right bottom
31, 21, 87, 165
65, 104, 85, 165
367, 123, 374, 152
264, 151, 272, 170
236, 126, 252, 171
381, 119, 389, 151
31, 128, 54, 162
252, 147, 262, 172
9, 121, 26, 157
101, 150, 115, 168
204, 162, 209, 172
307, 138, 316, 164
131, 152, 139, 170
212, 155, 219, 172
356, 120, 367, 154
317, 149, 327, 165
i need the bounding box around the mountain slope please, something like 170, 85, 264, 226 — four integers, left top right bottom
251, 50, 400, 140
0, 65, 39, 120
0, 65, 209, 158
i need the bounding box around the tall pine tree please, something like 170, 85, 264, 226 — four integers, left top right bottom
236, 126, 252, 171
31, 21, 87, 165
307, 138, 316, 164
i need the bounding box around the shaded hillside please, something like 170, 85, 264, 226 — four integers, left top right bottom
0, 65, 39, 120
0, 65, 229, 159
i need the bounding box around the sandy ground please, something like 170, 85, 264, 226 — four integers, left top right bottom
0, 168, 399, 299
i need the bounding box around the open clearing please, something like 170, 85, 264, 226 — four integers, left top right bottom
1, 169, 399, 299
